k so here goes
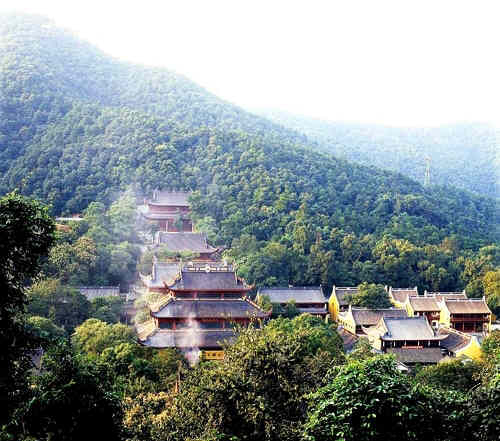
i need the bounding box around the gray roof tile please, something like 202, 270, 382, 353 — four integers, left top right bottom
156, 232, 217, 253
258, 286, 326, 304
152, 298, 268, 319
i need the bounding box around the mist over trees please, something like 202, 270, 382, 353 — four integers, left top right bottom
258, 109, 499, 199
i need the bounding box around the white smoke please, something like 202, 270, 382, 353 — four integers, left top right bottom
177, 312, 202, 366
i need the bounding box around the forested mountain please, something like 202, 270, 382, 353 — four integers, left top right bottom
257, 109, 499, 199
0, 13, 309, 174
0, 12, 498, 258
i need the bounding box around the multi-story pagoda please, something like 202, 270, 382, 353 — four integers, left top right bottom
138, 262, 269, 362
141, 190, 193, 232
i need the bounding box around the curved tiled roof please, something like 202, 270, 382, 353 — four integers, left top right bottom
258, 286, 326, 304
424, 291, 467, 301
156, 232, 217, 253
382, 317, 444, 341
408, 296, 440, 312
333, 287, 359, 306
389, 287, 418, 304
141, 329, 235, 349
386, 347, 444, 364
438, 328, 471, 352
150, 191, 191, 206
151, 298, 269, 319
443, 299, 491, 314
141, 262, 180, 288
351, 308, 407, 326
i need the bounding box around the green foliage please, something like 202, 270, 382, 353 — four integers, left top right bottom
26, 315, 65, 345
303, 356, 467, 441
482, 270, 500, 316
125, 317, 345, 441
0, 192, 54, 430
255, 294, 273, 313
13, 342, 122, 441
415, 359, 482, 392
72, 318, 134, 356
259, 109, 499, 199
466, 380, 500, 441
89, 296, 124, 324
27, 278, 90, 333
347, 282, 392, 308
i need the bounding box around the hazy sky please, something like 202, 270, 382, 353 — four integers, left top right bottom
2, 0, 499, 127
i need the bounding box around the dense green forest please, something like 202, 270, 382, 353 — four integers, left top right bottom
258, 109, 499, 199
0, 13, 498, 307
1, 193, 499, 440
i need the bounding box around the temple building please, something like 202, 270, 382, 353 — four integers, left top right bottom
438, 298, 491, 333
437, 327, 483, 360
138, 262, 269, 361
364, 316, 448, 366
405, 296, 441, 328
154, 232, 219, 260
337, 305, 407, 335
256, 286, 328, 317
140, 190, 193, 232
78, 286, 120, 300
404, 291, 468, 329
387, 286, 419, 309
328, 286, 359, 321
139, 260, 180, 294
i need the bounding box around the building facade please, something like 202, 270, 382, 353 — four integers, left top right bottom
257, 286, 328, 317
141, 191, 193, 232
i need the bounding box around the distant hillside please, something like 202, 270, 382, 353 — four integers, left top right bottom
0, 13, 498, 250
0, 14, 308, 173
257, 109, 499, 199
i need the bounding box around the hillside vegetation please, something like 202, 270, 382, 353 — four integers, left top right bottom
258, 109, 499, 199
0, 14, 498, 298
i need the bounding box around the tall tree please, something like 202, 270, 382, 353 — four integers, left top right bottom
0, 192, 54, 431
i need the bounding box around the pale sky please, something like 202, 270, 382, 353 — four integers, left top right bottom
1, 0, 499, 127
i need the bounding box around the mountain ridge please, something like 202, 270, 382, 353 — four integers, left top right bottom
0, 12, 498, 248
256, 108, 499, 199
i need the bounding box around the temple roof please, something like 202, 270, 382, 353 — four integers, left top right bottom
389, 287, 418, 304
424, 291, 467, 302
151, 298, 268, 319
369, 316, 445, 341
141, 262, 180, 288
77, 286, 120, 300
155, 232, 217, 253
386, 347, 444, 364
333, 287, 359, 306
337, 328, 359, 352
258, 286, 326, 304
442, 299, 491, 314
350, 308, 407, 326
150, 191, 191, 206
169, 265, 250, 291
438, 328, 472, 352
141, 329, 235, 348
408, 296, 440, 312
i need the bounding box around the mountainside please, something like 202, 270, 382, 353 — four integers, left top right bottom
257, 109, 499, 199
0, 13, 498, 251
0, 14, 308, 172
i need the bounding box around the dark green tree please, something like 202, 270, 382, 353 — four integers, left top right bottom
0, 192, 54, 431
